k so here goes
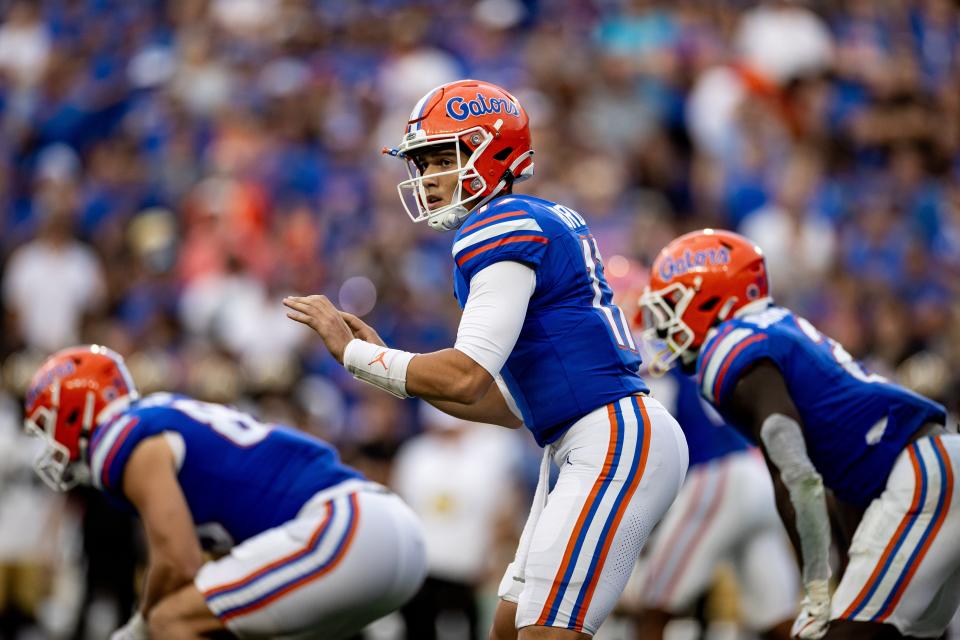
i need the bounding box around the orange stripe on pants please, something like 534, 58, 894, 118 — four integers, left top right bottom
536, 404, 619, 625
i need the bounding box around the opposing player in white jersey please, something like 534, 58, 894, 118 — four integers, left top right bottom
640, 230, 957, 639
23, 346, 426, 640
284, 79, 688, 639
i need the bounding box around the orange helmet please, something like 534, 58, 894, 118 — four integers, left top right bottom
24, 345, 139, 491
384, 79, 534, 231
639, 229, 770, 372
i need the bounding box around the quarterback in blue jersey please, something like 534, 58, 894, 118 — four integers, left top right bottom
285, 79, 688, 640
23, 346, 426, 639
640, 230, 957, 640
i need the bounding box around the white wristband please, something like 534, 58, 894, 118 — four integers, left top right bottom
342, 339, 415, 399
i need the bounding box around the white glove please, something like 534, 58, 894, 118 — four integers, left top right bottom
792, 579, 831, 639
110, 612, 148, 640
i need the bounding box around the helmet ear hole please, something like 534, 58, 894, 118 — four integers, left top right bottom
698, 296, 720, 312
493, 146, 513, 161
66, 408, 80, 425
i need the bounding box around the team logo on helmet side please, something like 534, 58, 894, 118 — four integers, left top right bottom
25, 360, 76, 408
658, 248, 731, 282
445, 93, 521, 121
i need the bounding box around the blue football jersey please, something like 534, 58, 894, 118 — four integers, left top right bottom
696, 304, 946, 506
87, 393, 363, 545
649, 367, 750, 469
451, 194, 648, 446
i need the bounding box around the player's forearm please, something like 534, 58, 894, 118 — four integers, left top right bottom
406, 349, 494, 404
424, 377, 523, 428
140, 557, 200, 614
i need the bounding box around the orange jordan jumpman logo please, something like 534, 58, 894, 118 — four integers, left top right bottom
368, 351, 389, 370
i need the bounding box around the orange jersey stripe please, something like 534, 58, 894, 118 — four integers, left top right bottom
840, 446, 924, 618
536, 404, 619, 626
460, 210, 526, 234
572, 397, 652, 630
712, 333, 766, 400
456, 235, 548, 267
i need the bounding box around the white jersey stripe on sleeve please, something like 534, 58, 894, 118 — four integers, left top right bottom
90, 415, 134, 489
452, 218, 543, 257
701, 328, 754, 402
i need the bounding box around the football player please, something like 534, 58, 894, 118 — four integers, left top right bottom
639, 229, 956, 639
284, 79, 689, 640
634, 366, 798, 640
23, 345, 426, 640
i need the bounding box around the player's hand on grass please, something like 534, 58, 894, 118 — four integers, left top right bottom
109, 612, 147, 640
284, 295, 354, 364
340, 311, 386, 347
792, 579, 830, 639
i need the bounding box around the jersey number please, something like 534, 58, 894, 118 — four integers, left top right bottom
795, 317, 887, 384
172, 398, 272, 446
549, 203, 636, 351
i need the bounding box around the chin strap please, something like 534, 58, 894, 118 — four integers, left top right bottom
428, 205, 471, 232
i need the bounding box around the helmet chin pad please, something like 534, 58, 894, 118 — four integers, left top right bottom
427, 205, 471, 231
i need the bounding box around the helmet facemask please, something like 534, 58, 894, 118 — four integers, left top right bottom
393, 127, 495, 232
23, 384, 94, 492
638, 282, 698, 375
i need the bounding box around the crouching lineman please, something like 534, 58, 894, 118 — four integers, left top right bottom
633, 367, 799, 640
23, 345, 426, 639
640, 229, 957, 639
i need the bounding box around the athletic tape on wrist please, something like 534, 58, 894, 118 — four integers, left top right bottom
342, 339, 415, 399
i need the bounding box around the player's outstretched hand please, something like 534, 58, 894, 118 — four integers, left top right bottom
284, 295, 355, 364
340, 311, 386, 347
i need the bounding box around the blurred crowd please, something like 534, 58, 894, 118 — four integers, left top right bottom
0, 0, 957, 638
